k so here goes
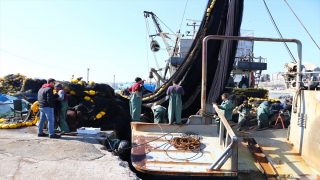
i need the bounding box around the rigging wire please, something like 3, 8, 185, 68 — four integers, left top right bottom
179, 0, 189, 31
284, 0, 320, 50
262, 0, 297, 63
145, 15, 162, 76
156, 15, 176, 35
0, 49, 83, 71
144, 17, 150, 77
145, 15, 161, 70
172, 0, 189, 57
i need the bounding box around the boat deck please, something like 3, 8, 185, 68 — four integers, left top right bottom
237, 129, 320, 179
131, 122, 237, 177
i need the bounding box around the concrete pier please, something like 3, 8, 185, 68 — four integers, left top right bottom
0, 127, 139, 180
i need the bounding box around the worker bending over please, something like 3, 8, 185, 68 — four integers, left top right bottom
270, 100, 282, 114
237, 100, 252, 131
151, 102, 167, 124
257, 101, 271, 129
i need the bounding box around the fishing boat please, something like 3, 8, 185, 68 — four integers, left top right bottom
128, 0, 320, 179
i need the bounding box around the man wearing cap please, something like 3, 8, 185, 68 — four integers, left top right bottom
128, 77, 143, 121
54, 83, 69, 133
270, 100, 282, 114
37, 78, 61, 138
214, 93, 234, 135
237, 100, 252, 131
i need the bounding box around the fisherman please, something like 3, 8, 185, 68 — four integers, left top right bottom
151, 102, 167, 124
281, 99, 290, 109
289, 97, 293, 104
236, 100, 252, 131
166, 79, 185, 124
128, 77, 143, 121
270, 100, 282, 114
37, 78, 61, 138
257, 101, 271, 129
280, 99, 292, 118
214, 93, 234, 135
54, 83, 70, 133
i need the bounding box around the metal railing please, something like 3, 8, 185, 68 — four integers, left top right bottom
202, 35, 303, 172
209, 104, 238, 171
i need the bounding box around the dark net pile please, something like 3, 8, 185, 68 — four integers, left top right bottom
60, 81, 131, 140
119, 0, 244, 119
208, 0, 244, 103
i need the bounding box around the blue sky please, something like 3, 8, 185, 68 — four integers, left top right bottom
0, 0, 319, 83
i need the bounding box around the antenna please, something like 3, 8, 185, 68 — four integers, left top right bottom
186, 19, 202, 23
185, 19, 200, 37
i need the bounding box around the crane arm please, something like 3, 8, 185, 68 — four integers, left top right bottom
150, 68, 166, 83
144, 11, 171, 56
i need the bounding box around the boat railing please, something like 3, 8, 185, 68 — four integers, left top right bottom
208, 104, 238, 171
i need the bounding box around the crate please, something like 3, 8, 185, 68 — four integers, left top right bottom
77, 127, 101, 134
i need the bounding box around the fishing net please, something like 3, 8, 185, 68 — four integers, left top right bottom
20, 78, 46, 93
116, 0, 244, 119
207, 0, 244, 103
0, 74, 27, 94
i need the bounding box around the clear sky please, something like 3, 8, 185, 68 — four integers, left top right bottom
0, 0, 319, 83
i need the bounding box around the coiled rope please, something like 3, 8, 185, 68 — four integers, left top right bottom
170, 134, 201, 151
163, 132, 203, 161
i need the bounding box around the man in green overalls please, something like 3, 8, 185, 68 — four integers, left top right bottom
54, 83, 70, 133
257, 101, 271, 129
236, 100, 252, 131
167, 79, 185, 125
151, 102, 167, 124
128, 77, 143, 121
215, 93, 234, 135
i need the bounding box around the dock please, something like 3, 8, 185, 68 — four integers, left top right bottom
0, 126, 139, 180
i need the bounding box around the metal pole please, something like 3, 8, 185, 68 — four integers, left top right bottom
296, 40, 302, 90
201, 37, 209, 115
87, 68, 90, 83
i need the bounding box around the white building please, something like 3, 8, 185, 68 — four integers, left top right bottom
270, 72, 285, 81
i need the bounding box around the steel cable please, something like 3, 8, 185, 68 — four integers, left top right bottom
284, 0, 320, 50
262, 0, 297, 63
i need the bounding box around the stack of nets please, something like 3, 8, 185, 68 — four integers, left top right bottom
0, 74, 26, 94
59, 81, 131, 138
0, 74, 46, 104
20, 78, 47, 93
232, 88, 269, 99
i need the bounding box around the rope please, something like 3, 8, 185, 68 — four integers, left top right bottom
262, 0, 297, 63
112, 125, 183, 154
170, 134, 201, 150
283, 0, 320, 50
179, 0, 189, 31
144, 15, 161, 72
144, 17, 150, 77
0, 49, 83, 71
163, 132, 203, 161
156, 15, 176, 35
